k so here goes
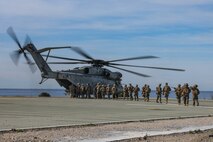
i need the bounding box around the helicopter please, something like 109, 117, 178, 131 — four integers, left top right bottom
7, 27, 185, 97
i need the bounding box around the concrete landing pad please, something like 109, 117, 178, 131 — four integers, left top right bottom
0, 97, 212, 130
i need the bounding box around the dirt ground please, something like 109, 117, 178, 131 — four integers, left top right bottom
0, 117, 213, 142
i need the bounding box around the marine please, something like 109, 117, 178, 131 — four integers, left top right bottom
145, 85, 151, 102
128, 84, 134, 100
190, 84, 200, 106
133, 84, 140, 101
123, 84, 129, 100
182, 83, 191, 106
156, 84, 162, 103
111, 84, 117, 99
76, 83, 81, 98
163, 83, 171, 104
85, 83, 92, 99
174, 84, 182, 105
142, 84, 147, 101
95, 83, 101, 99
80, 84, 85, 98
100, 84, 106, 99
106, 84, 111, 99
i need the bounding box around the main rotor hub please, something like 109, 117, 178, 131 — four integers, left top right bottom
92, 59, 108, 67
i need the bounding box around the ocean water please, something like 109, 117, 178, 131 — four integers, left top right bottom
0, 89, 65, 97
0, 89, 212, 100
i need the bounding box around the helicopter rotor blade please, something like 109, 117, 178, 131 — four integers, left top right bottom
10, 50, 22, 65
7, 27, 34, 68
107, 56, 159, 63
70, 46, 94, 60
23, 34, 32, 47
47, 61, 87, 64
7, 27, 24, 52
27, 62, 37, 73
42, 54, 90, 62
107, 65, 151, 77
24, 52, 37, 73
109, 63, 185, 72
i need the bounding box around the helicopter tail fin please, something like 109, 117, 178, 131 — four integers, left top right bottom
24, 43, 53, 75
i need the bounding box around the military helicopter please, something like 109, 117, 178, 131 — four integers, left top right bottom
7, 27, 185, 96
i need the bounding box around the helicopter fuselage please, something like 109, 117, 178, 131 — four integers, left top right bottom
42, 66, 123, 94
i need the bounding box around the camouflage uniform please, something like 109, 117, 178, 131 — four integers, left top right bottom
182, 83, 191, 106
80, 84, 85, 98
145, 85, 151, 102
111, 84, 117, 99
123, 85, 129, 100
163, 83, 171, 104
174, 84, 182, 105
95, 83, 101, 99
76, 83, 81, 98
106, 84, 111, 99
128, 84, 134, 100
191, 84, 200, 106
133, 85, 140, 101
142, 84, 147, 101
156, 84, 162, 103
100, 84, 106, 99
85, 83, 92, 99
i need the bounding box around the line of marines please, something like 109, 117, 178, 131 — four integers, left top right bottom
69, 82, 200, 106
155, 83, 199, 106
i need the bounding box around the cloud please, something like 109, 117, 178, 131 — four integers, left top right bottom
1, 0, 213, 90
1, 0, 213, 31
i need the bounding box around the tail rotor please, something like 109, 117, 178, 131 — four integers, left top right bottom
7, 27, 36, 73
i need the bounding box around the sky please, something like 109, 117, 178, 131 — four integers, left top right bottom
0, 0, 213, 90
